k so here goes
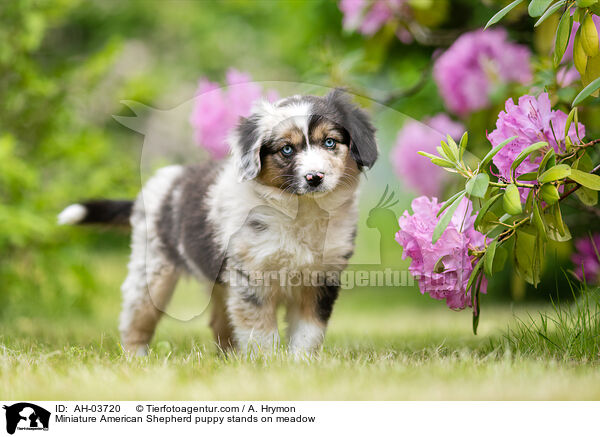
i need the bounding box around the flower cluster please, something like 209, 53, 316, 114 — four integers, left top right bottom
433, 28, 532, 116
338, 0, 412, 42
572, 234, 600, 285
395, 196, 486, 309
488, 93, 585, 200
190, 69, 278, 159
391, 114, 464, 197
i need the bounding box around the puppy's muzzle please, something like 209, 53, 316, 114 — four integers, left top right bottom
305, 171, 324, 187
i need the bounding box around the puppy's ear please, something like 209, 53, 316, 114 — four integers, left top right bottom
327, 89, 378, 169
230, 114, 262, 181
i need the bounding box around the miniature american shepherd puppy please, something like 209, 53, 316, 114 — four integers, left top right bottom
59, 89, 378, 356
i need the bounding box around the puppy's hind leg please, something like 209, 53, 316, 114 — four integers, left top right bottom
119, 227, 179, 356
209, 284, 234, 352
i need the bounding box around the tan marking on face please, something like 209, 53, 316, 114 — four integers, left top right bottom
340, 145, 361, 187
309, 119, 345, 145
256, 154, 285, 188
257, 125, 305, 189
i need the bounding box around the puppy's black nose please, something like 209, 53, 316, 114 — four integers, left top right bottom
305, 172, 324, 187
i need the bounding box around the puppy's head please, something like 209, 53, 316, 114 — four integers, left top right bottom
230, 89, 378, 195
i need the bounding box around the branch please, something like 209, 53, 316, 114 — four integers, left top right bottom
559, 162, 600, 201
578, 138, 600, 149
494, 162, 600, 245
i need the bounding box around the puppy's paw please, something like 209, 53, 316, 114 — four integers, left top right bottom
121, 342, 149, 357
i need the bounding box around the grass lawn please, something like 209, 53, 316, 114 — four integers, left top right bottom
1, 252, 599, 400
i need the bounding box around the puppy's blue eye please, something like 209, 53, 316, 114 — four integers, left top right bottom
324, 138, 337, 149
281, 145, 294, 157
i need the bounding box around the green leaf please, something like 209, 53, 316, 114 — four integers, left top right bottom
514, 228, 543, 286
473, 309, 480, 335
485, 0, 524, 29
465, 173, 490, 198
418, 151, 438, 160
432, 191, 466, 244
493, 245, 508, 274
564, 107, 576, 139
538, 164, 571, 183
479, 136, 518, 172
582, 13, 600, 57
532, 201, 547, 241
510, 141, 547, 176
503, 184, 523, 215
565, 136, 574, 151
569, 168, 600, 190
528, 0, 554, 17
431, 157, 456, 168
472, 274, 483, 335
440, 140, 458, 162
582, 52, 600, 97
525, 182, 535, 211
575, 186, 598, 205
534, 0, 566, 26
554, 9, 573, 67
538, 148, 556, 177
474, 193, 503, 231
539, 183, 560, 204
459, 131, 468, 160
577, 0, 598, 7
484, 240, 497, 277
544, 205, 571, 241
436, 189, 467, 217
574, 104, 581, 139
465, 256, 484, 294
573, 76, 600, 106
518, 172, 539, 181
419, 149, 458, 169
574, 26, 588, 75
433, 257, 447, 273
478, 211, 501, 234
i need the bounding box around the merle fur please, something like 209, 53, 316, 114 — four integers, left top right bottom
157, 163, 226, 283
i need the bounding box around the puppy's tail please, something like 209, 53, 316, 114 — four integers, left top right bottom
58, 200, 133, 226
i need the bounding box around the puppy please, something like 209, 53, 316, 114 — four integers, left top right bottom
58, 89, 378, 356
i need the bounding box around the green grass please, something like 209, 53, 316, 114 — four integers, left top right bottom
497, 284, 600, 362
1, 252, 600, 400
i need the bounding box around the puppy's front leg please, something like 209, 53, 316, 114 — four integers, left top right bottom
226, 285, 279, 356
287, 285, 339, 357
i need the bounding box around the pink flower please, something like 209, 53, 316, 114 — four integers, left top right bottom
391, 114, 464, 197
556, 65, 580, 87
488, 93, 585, 200
359, 0, 394, 35
395, 196, 487, 310
190, 69, 277, 159
339, 0, 412, 41
339, 0, 366, 30
572, 234, 600, 284
433, 28, 532, 116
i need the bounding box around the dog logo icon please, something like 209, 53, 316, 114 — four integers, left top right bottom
3, 403, 50, 434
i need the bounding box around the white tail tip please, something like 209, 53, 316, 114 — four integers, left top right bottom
57, 204, 87, 225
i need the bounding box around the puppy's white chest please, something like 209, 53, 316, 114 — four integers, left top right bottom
244, 205, 330, 271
